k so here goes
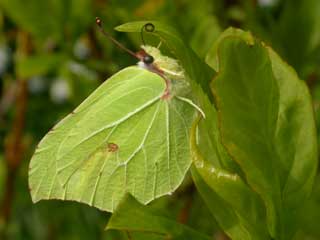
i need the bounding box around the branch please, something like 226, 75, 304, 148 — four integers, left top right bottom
0, 31, 31, 237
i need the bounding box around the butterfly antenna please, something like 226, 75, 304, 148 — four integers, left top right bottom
95, 17, 138, 59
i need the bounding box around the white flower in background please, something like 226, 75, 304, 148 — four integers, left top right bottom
50, 78, 70, 104
0, 46, 10, 75
68, 61, 97, 81
28, 76, 47, 94
73, 39, 90, 60
258, 0, 277, 7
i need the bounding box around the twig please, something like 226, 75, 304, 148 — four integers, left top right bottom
125, 230, 133, 240
0, 82, 18, 124
176, 183, 195, 224
214, 231, 231, 240
0, 78, 27, 230
306, 72, 318, 91
0, 30, 31, 238
177, 196, 193, 224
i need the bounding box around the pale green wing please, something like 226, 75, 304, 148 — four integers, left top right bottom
29, 66, 197, 212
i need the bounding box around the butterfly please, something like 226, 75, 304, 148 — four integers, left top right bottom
28, 18, 204, 212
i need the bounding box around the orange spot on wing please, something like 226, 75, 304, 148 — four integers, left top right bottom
107, 143, 119, 152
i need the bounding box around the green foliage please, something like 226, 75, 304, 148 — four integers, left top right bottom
0, 0, 92, 41
210, 30, 317, 239
191, 117, 270, 240
1, 1, 320, 240
17, 54, 67, 79
107, 194, 211, 240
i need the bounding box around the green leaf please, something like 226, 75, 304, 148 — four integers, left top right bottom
190, 16, 222, 58
29, 66, 198, 212
210, 30, 318, 239
0, 0, 64, 40
16, 54, 66, 78
190, 118, 270, 240
205, 27, 255, 72
66, 0, 93, 40
296, 175, 320, 239
0, 0, 93, 41
244, 0, 320, 77
192, 168, 255, 240
268, 48, 318, 210
107, 194, 212, 240
272, 0, 320, 75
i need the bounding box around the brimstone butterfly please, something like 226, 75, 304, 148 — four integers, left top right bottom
28, 19, 203, 212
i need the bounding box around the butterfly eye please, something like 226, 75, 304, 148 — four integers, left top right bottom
143, 55, 154, 64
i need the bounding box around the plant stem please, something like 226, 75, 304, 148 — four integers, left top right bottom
0, 30, 31, 238
0, 78, 27, 235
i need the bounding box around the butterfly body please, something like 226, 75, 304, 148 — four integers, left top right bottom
138, 45, 190, 100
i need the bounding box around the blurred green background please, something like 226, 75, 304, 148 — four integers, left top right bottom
0, 0, 320, 239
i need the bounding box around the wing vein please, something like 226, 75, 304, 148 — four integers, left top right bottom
165, 102, 172, 190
